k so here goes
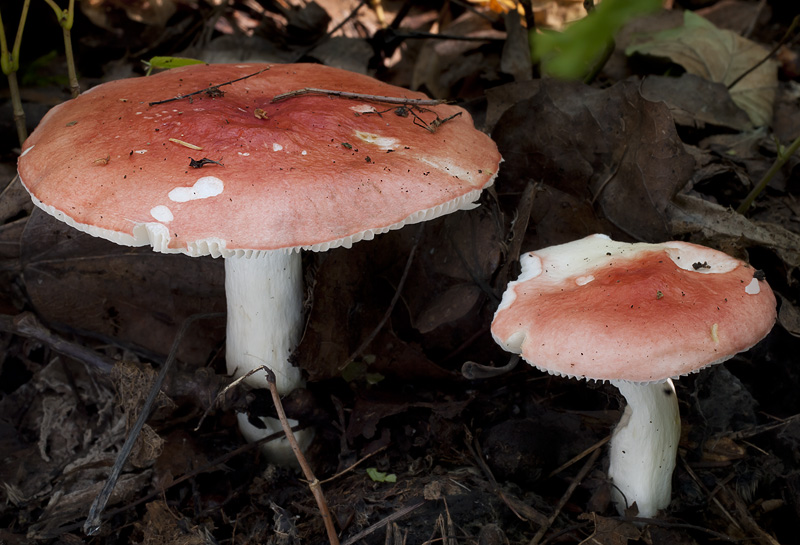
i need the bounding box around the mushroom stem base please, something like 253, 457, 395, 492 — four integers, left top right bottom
225, 251, 306, 462
608, 378, 680, 518
237, 414, 314, 468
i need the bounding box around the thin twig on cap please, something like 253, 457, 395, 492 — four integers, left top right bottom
169, 137, 202, 150
148, 67, 270, 106
271, 87, 447, 106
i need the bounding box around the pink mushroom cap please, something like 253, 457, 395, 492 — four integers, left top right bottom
491, 234, 777, 383
17, 63, 501, 257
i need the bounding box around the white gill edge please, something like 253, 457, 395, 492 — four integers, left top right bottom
23, 174, 495, 258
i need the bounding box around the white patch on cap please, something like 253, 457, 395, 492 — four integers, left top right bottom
745, 278, 761, 295
576, 275, 595, 286
418, 156, 477, 185
351, 104, 378, 114
168, 176, 224, 202
354, 131, 398, 150
134, 149, 148, 154
150, 205, 174, 223
301, 150, 307, 155
273, 143, 283, 151
495, 253, 544, 315
663, 243, 738, 274
20, 145, 34, 157
238, 152, 250, 156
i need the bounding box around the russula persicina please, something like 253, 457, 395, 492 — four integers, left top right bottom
18, 62, 502, 464
491, 234, 776, 517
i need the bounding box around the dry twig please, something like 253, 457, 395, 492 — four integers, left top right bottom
262, 366, 340, 545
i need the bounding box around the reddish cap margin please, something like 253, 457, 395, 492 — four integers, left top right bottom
18, 63, 501, 257
491, 234, 777, 383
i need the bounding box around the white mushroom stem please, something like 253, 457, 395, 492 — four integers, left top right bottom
225, 251, 312, 465
607, 378, 681, 518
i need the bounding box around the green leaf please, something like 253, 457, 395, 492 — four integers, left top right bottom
531, 0, 661, 79
366, 468, 397, 483
143, 56, 206, 76
341, 360, 366, 382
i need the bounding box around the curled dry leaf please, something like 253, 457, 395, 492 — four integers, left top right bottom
668, 192, 800, 270
640, 73, 753, 131
626, 11, 778, 126
405, 206, 502, 335
491, 79, 694, 241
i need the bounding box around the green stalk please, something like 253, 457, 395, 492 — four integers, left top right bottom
43, 0, 79, 97
7, 71, 27, 145
737, 134, 800, 214
1, 1, 31, 145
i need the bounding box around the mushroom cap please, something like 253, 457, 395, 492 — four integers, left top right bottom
491, 234, 777, 383
17, 63, 501, 257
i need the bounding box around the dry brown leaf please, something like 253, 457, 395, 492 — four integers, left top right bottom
626, 11, 777, 126
81, 0, 178, 28
667, 192, 800, 270
639, 73, 753, 131
578, 512, 641, 545
21, 210, 226, 365
491, 79, 694, 241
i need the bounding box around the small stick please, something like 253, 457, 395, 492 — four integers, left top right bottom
83, 312, 224, 535
262, 366, 340, 545
0, 312, 115, 374
193, 364, 278, 431
340, 501, 424, 545
41, 424, 298, 538
340, 224, 422, 369
529, 447, 601, 545
319, 445, 388, 485
737, 133, 800, 213
149, 67, 270, 106
546, 434, 610, 479
715, 412, 800, 441
727, 14, 799, 90
680, 456, 742, 532
271, 87, 447, 106
291, 0, 369, 62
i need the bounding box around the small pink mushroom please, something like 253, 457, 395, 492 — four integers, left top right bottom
492, 234, 776, 517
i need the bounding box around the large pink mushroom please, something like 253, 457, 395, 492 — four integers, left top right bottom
491, 234, 776, 517
17, 63, 502, 463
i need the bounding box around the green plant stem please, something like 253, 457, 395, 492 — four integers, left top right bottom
43, 0, 79, 97
737, 134, 800, 214
0, 10, 9, 74
63, 25, 78, 96
1, 1, 31, 145
7, 71, 27, 144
